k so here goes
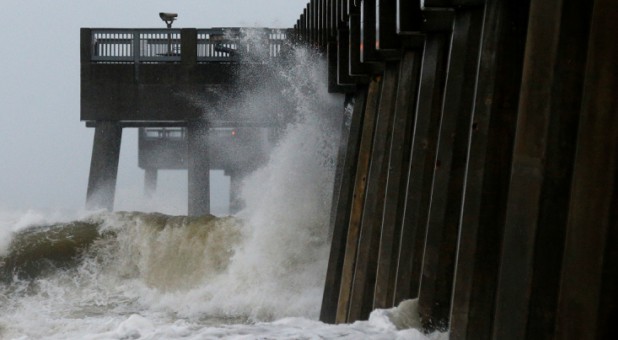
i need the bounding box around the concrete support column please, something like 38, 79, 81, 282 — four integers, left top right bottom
449, 1, 530, 339
86, 121, 122, 211
187, 121, 210, 216
144, 168, 158, 198
394, 33, 449, 305
229, 171, 244, 214
555, 0, 617, 338
373, 50, 422, 310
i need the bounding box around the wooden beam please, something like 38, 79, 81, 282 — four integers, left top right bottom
336, 77, 382, 323
417, 7, 483, 331
321, 90, 367, 324
556, 0, 618, 338
449, 0, 530, 339
373, 49, 422, 309
393, 33, 449, 305
492, 0, 593, 338
348, 62, 399, 322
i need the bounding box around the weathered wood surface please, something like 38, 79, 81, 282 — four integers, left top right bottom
321, 90, 366, 324
449, 1, 529, 339
291, 0, 618, 337
335, 77, 381, 323
347, 62, 399, 322
417, 7, 483, 331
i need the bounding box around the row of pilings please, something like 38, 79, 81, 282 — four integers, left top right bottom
291, 1, 617, 339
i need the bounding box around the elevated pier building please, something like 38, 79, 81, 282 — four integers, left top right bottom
81, 27, 290, 215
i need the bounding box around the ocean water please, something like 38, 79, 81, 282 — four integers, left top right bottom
0, 40, 446, 339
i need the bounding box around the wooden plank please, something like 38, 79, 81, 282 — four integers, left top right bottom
348, 61, 400, 322
311, 0, 317, 45
556, 0, 618, 338
523, 0, 592, 337
393, 33, 449, 305
301, 9, 307, 42
335, 77, 382, 323
321, 90, 367, 324
319, 0, 326, 47
492, 0, 593, 338
417, 7, 483, 331
373, 50, 422, 309
448, 1, 530, 339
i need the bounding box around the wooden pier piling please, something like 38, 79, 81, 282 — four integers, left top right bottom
295, 0, 618, 337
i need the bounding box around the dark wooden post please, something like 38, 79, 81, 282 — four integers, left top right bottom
336, 77, 381, 323
347, 61, 399, 322
394, 33, 449, 305
449, 1, 530, 339
373, 50, 422, 309
417, 7, 483, 331
555, 0, 618, 338
86, 121, 122, 211
144, 168, 157, 198
181, 28, 197, 65
492, 0, 593, 338
187, 121, 210, 216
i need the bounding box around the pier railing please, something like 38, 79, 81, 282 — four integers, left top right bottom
88, 28, 290, 63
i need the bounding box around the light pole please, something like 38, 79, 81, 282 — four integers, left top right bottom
159, 12, 177, 56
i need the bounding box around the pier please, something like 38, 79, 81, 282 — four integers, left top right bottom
81, 27, 289, 215
80, 1, 617, 338
291, 0, 617, 339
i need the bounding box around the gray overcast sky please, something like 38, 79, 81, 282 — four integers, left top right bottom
0, 0, 308, 213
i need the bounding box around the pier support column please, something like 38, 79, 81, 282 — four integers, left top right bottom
187, 121, 210, 216
336, 77, 382, 324
343, 61, 400, 323
321, 91, 366, 324
144, 168, 158, 198
229, 170, 244, 214
86, 121, 122, 211
449, 1, 529, 339
417, 7, 483, 331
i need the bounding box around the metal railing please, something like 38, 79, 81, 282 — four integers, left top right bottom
142, 127, 187, 140
89, 28, 290, 63
91, 29, 181, 63
196, 28, 289, 62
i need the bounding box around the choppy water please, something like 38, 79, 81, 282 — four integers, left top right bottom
0, 41, 445, 339
0, 211, 443, 339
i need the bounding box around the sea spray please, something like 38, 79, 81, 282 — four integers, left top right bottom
0, 39, 453, 339
136, 43, 345, 320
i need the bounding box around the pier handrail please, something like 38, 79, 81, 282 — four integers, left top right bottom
88, 28, 291, 63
